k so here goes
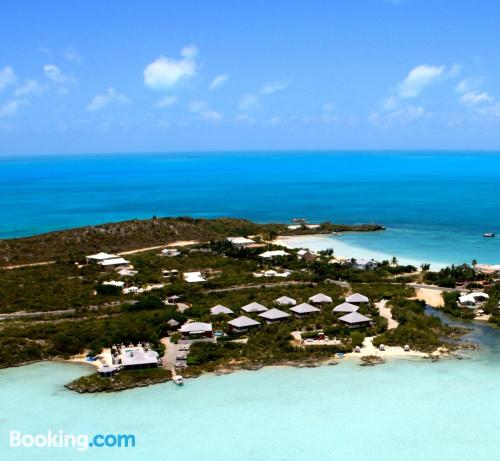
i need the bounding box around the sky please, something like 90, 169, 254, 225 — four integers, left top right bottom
2, 0, 500, 154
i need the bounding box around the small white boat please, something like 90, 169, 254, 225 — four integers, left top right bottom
484, 233, 495, 238
173, 375, 184, 386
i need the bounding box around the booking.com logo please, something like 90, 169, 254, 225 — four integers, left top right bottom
9, 430, 136, 452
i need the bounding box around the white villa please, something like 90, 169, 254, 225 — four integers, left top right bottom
289, 303, 320, 318
259, 308, 290, 324
241, 302, 268, 313
210, 304, 234, 315
309, 293, 333, 304
227, 236, 255, 249
345, 293, 369, 304
338, 311, 371, 328
183, 271, 207, 283
333, 302, 359, 313
180, 322, 213, 339
228, 316, 261, 333
115, 347, 160, 370
275, 296, 297, 306
86, 252, 118, 263
459, 292, 489, 307
259, 250, 290, 258
351, 259, 378, 270
161, 248, 180, 257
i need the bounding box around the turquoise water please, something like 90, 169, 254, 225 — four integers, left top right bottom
2, 151, 500, 266
0, 316, 499, 461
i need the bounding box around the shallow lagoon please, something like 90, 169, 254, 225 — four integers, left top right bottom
1, 318, 499, 461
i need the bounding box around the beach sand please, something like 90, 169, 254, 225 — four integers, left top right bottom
273, 234, 446, 270
67, 348, 112, 369
414, 288, 444, 307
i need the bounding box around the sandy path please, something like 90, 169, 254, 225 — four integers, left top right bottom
376, 299, 399, 329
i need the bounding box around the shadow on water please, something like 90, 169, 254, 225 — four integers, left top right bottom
426, 306, 500, 356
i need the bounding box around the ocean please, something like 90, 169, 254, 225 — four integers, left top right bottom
0, 315, 499, 461
2, 151, 500, 267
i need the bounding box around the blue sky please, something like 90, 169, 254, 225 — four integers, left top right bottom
2, 0, 500, 154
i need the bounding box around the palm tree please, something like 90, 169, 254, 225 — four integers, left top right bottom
472, 259, 478, 268
391, 256, 398, 266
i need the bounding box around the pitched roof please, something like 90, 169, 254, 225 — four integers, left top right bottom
86, 252, 118, 260
308, 293, 333, 303
259, 250, 290, 258
167, 319, 180, 327
345, 293, 369, 303
241, 302, 268, 313
210, 304, 234, 315
228, 316, 261, 328
99, 257, 130, 266
258, 308, 290, 320
289, 303, 320, 314
275, 296, 297, 306
338, 312, 371, 324
227, 237, 255, 245
333, 302, 359, 313
180, 322, 212, 333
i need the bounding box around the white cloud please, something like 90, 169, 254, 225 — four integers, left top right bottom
43, 64, 73, 83
65, 46, 83, 63
235, 114, 255, 124
199, 110, 223, 122
209, 74, 229, 91
15, 80, 43, 96
87, 87, 129, 111
238, 93, 261, 111
155, 95, 178, 108
322, 101, 335, 112
398, 64, 447, 98
0, 66, 16, 91
189, 100, 208, 113
460, 91, 493, 107
269, 116, 281, 125
370, 105, 427, 127
144, 45, 198, 90
0, 99, 27, 118
261, 80, 288, 94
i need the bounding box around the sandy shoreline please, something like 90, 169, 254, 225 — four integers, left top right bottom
273, 234, 447, 270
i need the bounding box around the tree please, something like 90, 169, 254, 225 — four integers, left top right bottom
391, 256, 398, 266
420, 263, 431, 272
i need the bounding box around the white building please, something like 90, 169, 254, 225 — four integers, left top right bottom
259, 250, 290, 259
275, 296, 297, 306
228, 316, 261, 333
161, 248, 180, 257
308, 293, 333, 304
227, 237, 256, 249
241, 302, 268, 313
345, 293, 370, 304
183, 271, 207, 283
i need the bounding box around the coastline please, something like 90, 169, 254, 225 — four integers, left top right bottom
273, 233, 448, 270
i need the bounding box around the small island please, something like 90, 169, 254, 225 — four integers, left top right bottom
0, 216, 496, 393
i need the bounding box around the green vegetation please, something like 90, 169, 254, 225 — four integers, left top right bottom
373, 298, 460, 352
66, 368, 171, 393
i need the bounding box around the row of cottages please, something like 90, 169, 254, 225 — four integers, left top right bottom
219, 292, 372, 332
86, 252, 130, 269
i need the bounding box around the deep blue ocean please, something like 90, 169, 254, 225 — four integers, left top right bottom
2, 151, 500, 266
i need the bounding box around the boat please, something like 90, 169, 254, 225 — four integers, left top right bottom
173, 375, 184, 386
291, 218, 307, 223
484, 233, 495, 238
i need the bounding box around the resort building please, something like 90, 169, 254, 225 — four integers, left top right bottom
258, 308, 290, 324
167, 319, 180, 330
228, 316, 261, 333
98, 257, 130, 268
345, 293, 370, 304
297, 249, 317, 261
227, 236, 255, 249
289, 302, 320, 318
332, 302, 359, 313
459, 292, 489, 307
253, 269, 291, 278
210, 304, 234, 315
180, 322, 213, 339
338, 312, 371, 328
116, 267, 138, 277
103, 280, 125, 288
475, 264, 500, 275
351, 259, 378, 270
97, 364, 118, 378
161, 248, 180, 257
308, 293, 333, 304
183, 271, 207, 283
116, 347, 160, 370
259, 250, 290, 258
241, 302, 268, 313
122, 286, 140, 294
275, 295, 297, 306
86, 252, 119, 264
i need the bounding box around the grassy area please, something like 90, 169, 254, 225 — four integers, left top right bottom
66, 368, 171, 393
